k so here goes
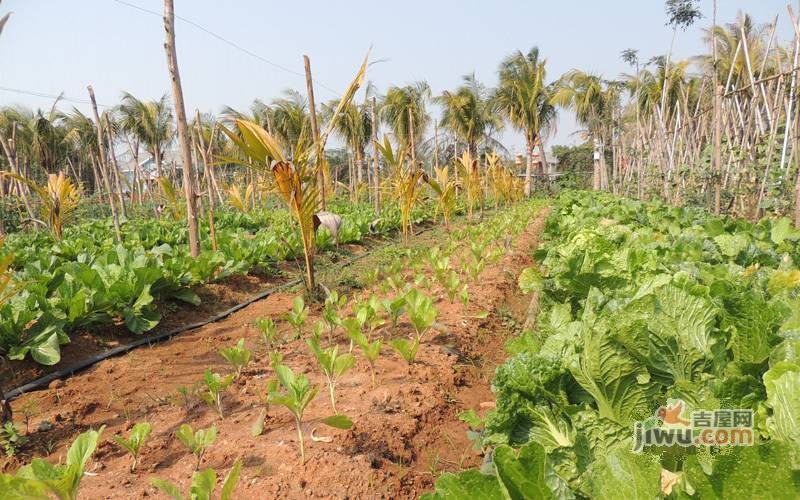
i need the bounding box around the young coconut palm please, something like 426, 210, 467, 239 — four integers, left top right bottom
219, 51, 370, 293
0, 171, 81, 240
454, 150, 483, 220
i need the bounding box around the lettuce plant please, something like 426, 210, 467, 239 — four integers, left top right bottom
152, 460, 242, 500
219, 339, 252, 378
307, 338, 356, 413
285, 296, 308, 338
267, 364, 352, 464
111, 422, 151, 472
199, 370, 234, 419
0, 426, 104, 500
175, 424, 217, 471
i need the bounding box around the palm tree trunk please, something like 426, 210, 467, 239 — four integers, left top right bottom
87, 85, 122, 242
524, 134, 534, 197
371, 97, 381, 214
164, 0, 201, 257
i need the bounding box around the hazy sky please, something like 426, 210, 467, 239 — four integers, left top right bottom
1, 0, 796, 154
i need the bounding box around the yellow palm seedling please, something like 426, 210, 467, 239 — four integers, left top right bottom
227, 183, 254, 213
156, 176, 184, 221
0, 171, 81, 240
454, 150, 484, 220
374, 135, 427, 241
427, 164, 458, 229
219, 51, 369, 293
485, 152, 504, 210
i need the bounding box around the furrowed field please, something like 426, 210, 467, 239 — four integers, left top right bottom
2, 1, 800, 498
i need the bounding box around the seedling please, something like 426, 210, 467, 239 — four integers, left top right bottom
444, 271, 461, 303
307, 338, 356, 413
255, 317, 279, 352
322, 292, 346, 343
381, 295, 406, 327
219, 339, 252, 378
199, 370, 234, 419
347, 328, 382, 387
1, 422, 27, 457
175, 424, 217, 471
340, 315, 366, 353
111, 422, 152, 472
285, 296, 308, 338
152, 460, 242, 500
268, 350, 284, 368
389, 336, 421, 365
18, 397, 39, 434
404, 288, 438, 336
356, 296, 385, 338
0, 427, 104, 499
267, 364, 352, 464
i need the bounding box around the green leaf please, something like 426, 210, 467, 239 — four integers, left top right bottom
190, 468, 217, 500
587, 445, 660, 500
763, 361, 800, 444
220, 460, 243, 500
172, 288, 201, 305
682, 442, 800, 498
494, 442, 555, 499
321, 414, 353, 429
770, 217, 795, 244
150, 478, 184, 500
421, 470, 504, 500
519, 267, 544, 294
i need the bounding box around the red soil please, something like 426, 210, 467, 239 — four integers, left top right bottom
3, 208, 548, 499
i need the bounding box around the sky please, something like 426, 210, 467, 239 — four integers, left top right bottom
1, 0, 797, 155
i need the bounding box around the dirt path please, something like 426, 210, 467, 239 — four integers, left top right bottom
4, 207, 549, 499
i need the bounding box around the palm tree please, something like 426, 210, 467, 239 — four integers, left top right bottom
494, 47, 556, 196
380, 82, 431, 164
552, 70, 609, 190
322, 98, 372, 194
435, 73, 502, 157
118, 93, 174, 179
269, 90, 310, 154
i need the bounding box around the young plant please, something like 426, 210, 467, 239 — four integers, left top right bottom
199, 370, 234, 419
356, 296, 385, 338
152, 460, 242, 500
381, 295, 406, 327
255, 317, 279, 352
175, 424, 217, 471
404, 288, 438, 336
267, 364, 352, 464
340, 315, 366, 354
389, 336, 421, 365
322, 293, 346, 343
310, 320, 325, 344
307, 338, 356, 413
219, 339, 252, 378
1, 421, 27, 457
347, 328, 382, 387
285, 296, 308, 339
111, 422, 152, 472
444, 271, 462, 303
0, 426, 104, 499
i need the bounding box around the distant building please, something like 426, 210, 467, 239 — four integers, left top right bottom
514, 150, 559, 177
116, 147, 183, 192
